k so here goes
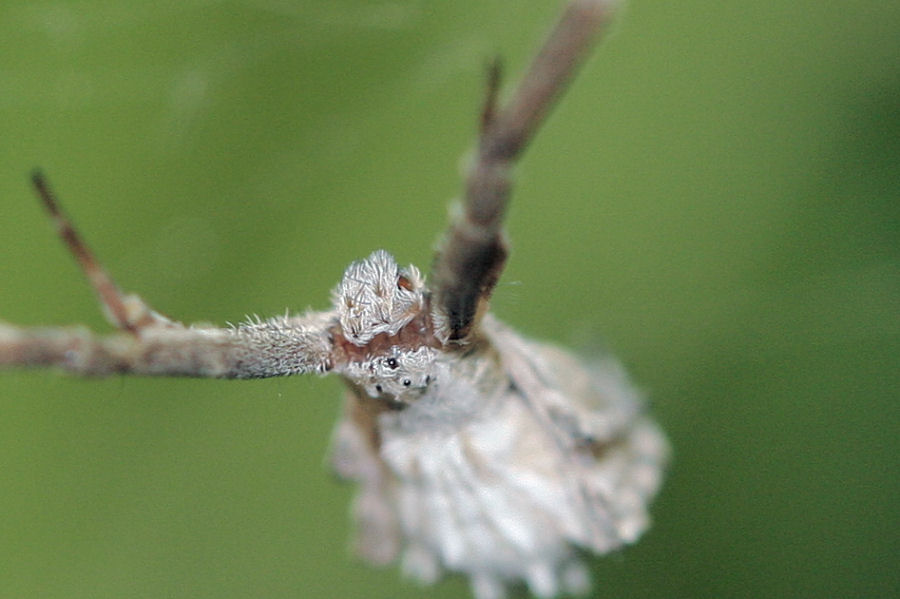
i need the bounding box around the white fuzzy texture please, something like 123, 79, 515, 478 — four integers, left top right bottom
331, 313, 669, 599
333, 250, 426, 345
343, 346, 439, 402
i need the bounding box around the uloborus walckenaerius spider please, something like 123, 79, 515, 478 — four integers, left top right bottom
0, 1, 668, 597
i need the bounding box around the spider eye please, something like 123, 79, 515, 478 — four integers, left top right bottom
386, 357, 398, 369
375, 384, 383, 394
402, 379, 411, 387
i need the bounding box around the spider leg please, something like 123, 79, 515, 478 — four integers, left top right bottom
30, 170, 176, 333
4, 174, 335, 377
432, 0, 617, 342
479, 57, 502, 136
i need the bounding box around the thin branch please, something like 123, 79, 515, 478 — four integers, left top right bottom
432, 0, 618, 341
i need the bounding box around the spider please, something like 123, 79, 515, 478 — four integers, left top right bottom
0, 2, 668, 598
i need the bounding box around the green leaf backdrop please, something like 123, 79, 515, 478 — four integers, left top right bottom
1, 1, 897, 598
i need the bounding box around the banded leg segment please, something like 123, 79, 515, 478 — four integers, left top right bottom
432, 0, 617, 342
30, 171, 175, 333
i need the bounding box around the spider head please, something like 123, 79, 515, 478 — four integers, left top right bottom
343, 345, 438, 405
333, 250, 426, 346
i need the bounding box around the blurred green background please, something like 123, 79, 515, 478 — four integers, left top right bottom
1, 1, 897, 598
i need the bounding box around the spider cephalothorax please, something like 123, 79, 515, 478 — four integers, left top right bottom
330, 250, 446, 405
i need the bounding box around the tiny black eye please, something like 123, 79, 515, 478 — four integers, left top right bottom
386, 357, 398, 369
402, 379, 411, 387
375, 384, 383, 393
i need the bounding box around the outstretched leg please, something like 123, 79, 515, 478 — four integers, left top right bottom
431, 0, 617, 342
30, 170, 174, 333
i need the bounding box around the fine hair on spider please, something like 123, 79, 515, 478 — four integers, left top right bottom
0, 2, 668, 599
